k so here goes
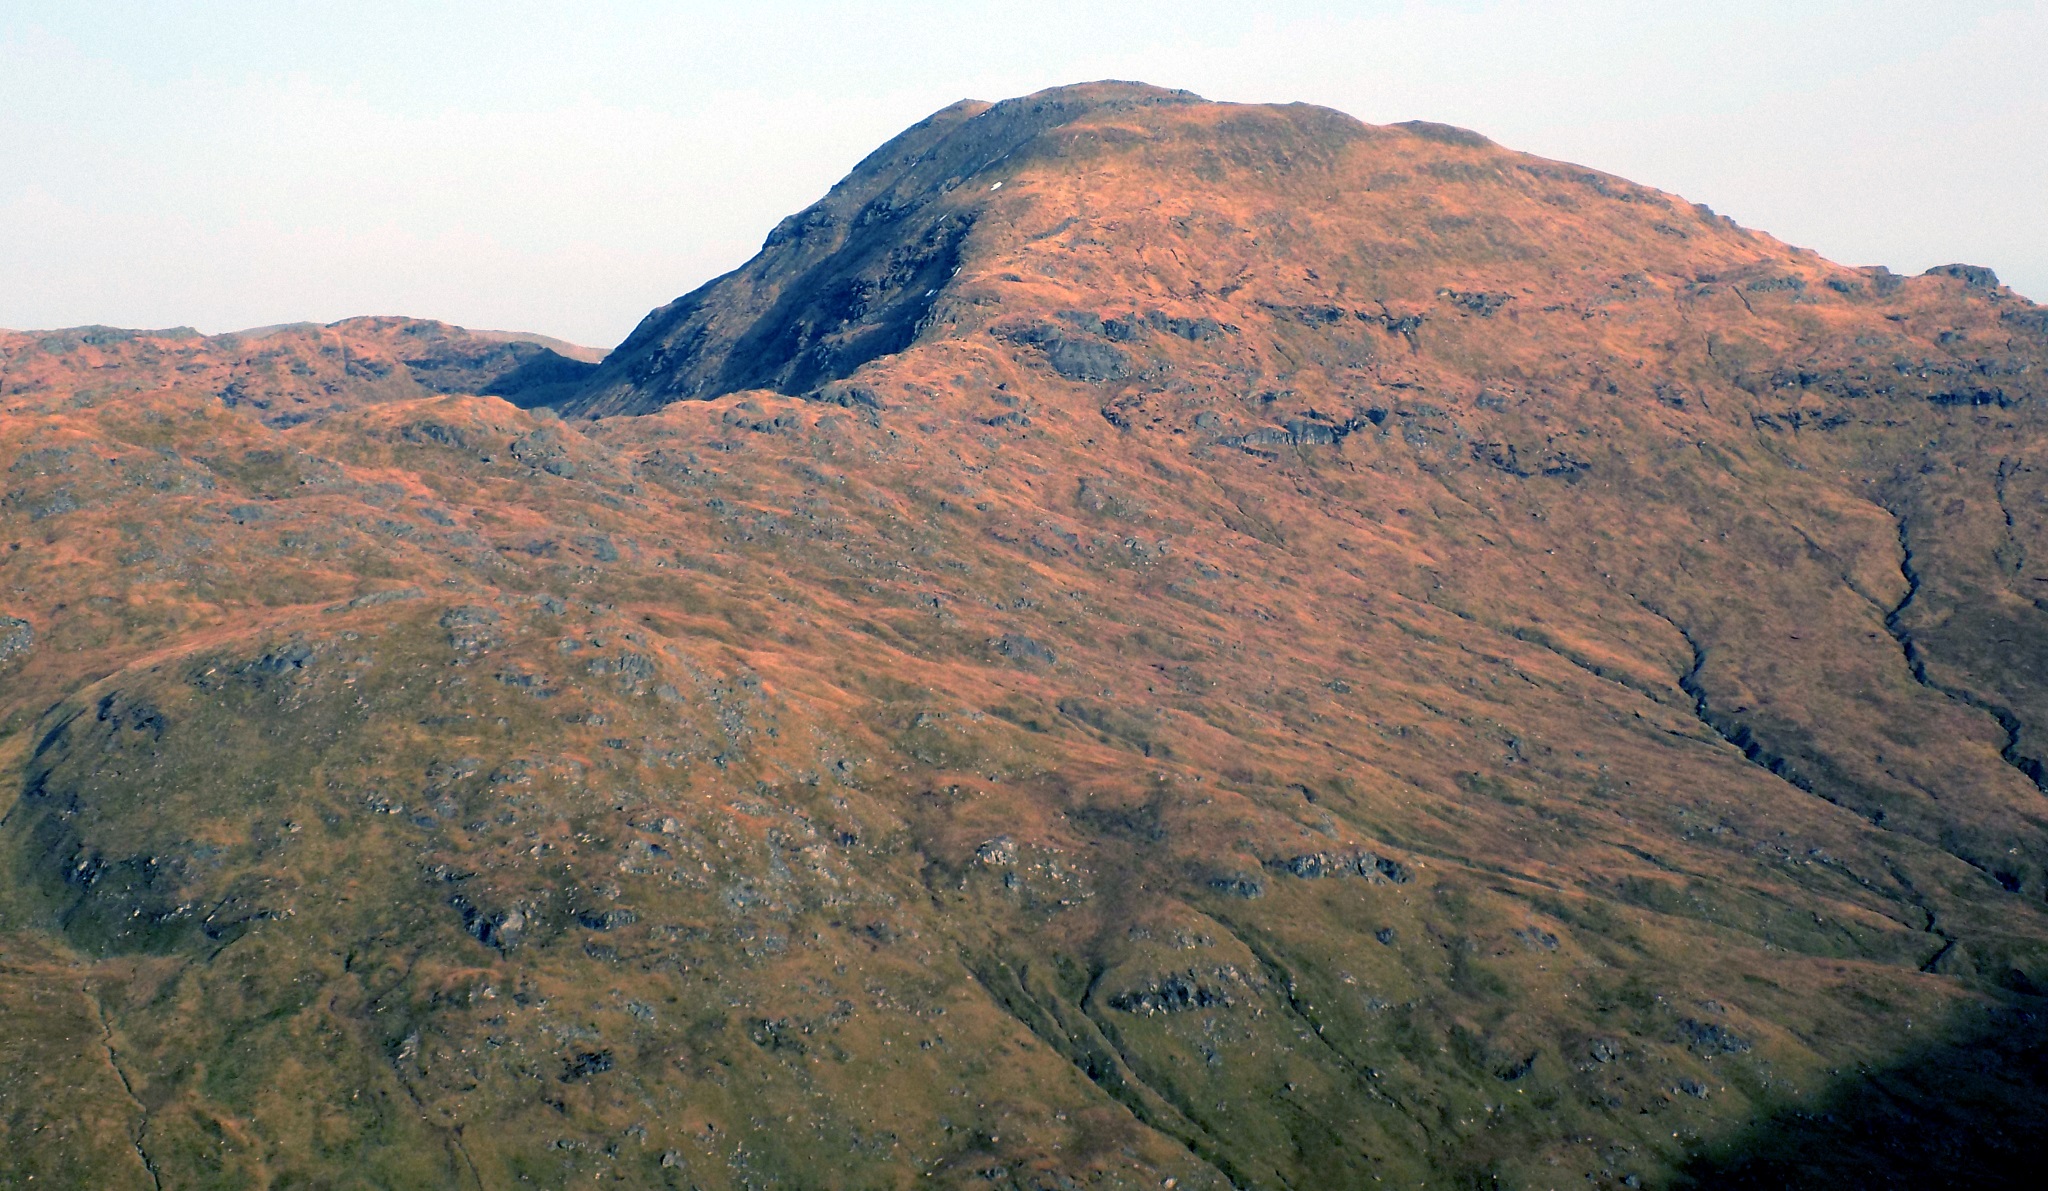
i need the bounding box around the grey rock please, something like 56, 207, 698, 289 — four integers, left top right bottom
452, 894, 528, 951
1677, 1018, 1752, 1056
990, 633, 1056, 668
1924, 263, 2000, 289
1268, 849, 1412, 884
560, 1049, 614, 1082
1438, 289, 1514, 316
1207, 872, 1266, 899
1110, 970, 1236, 1015
1044, 336, 1131, 382
0, 616, 32, 664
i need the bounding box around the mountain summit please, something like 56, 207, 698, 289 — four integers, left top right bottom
559, 80, 2016, 421
4, 83, 2048, 1189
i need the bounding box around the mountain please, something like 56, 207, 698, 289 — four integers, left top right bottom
4, 81, 2048, 1189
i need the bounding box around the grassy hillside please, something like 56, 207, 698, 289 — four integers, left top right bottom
3, 83, 2046, 1188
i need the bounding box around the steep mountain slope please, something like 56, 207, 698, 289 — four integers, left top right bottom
4, 82, 2048, 1190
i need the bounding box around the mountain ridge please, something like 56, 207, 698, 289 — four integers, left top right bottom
0, 315, 604, 426
556, 80, 2034, 422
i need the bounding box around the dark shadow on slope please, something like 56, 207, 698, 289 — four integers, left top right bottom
709, 208, 975, 398
480, 348, 601, 408
1674, 997, 2048, 1189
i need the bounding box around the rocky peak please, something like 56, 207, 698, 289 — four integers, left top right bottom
550, 80, 1842, 421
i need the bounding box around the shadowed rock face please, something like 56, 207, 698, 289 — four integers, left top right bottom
566, 82, 1215, 413
5, 82, 2048, 1190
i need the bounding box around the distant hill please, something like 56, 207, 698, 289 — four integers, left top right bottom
3, 82, 2047, 1189
231, 320, 607, 366
0, 315, 603, 426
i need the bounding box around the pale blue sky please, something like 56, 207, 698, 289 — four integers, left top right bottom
3, 1, 2043, 346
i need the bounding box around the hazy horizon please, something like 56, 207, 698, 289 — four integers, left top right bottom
4, 1, 2044, 347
